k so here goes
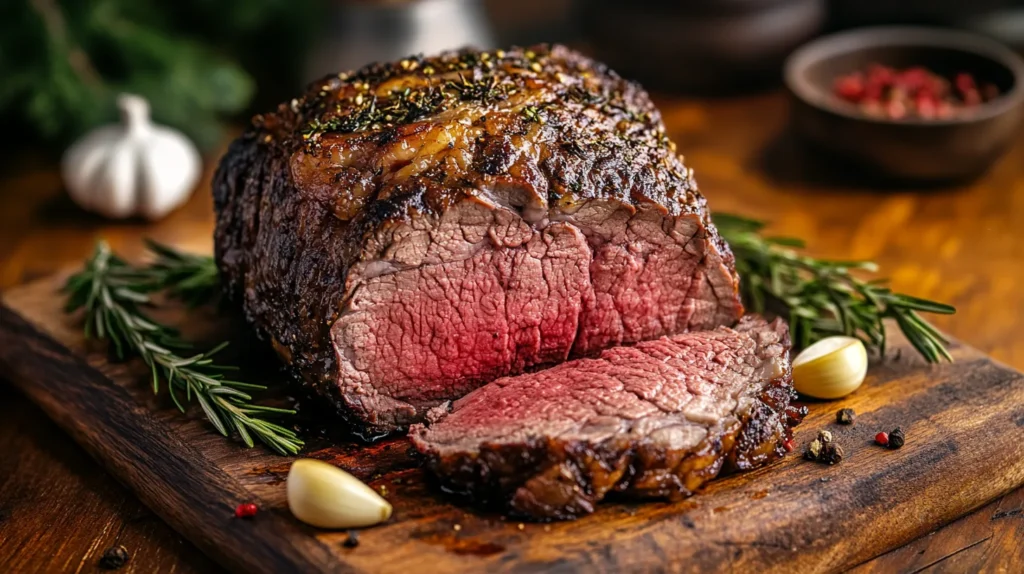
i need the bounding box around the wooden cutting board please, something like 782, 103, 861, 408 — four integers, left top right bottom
2, 273, 1023, 574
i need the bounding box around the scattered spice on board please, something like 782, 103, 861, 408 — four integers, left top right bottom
824, 445, 844, 465
888, 427, 906, 449
875, 432, 889, 447
343, 530, 360, 548
836, 408, 856, 425
99, 546, 130, 570
805, 429, 844, 465
234, 503, 258, 519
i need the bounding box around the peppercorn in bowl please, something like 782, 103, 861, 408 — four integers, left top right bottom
784, 26, 1024, 182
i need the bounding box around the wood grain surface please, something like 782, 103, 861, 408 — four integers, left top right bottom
2, 90, 1024, 572
0, 383, 218, 574
2, 267, 1024, 573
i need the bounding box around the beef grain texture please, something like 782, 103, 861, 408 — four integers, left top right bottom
410, 316, 805, 520
213, 44, 744, 437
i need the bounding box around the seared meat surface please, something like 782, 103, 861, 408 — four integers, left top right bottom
410, 316, 805, 520
214, 45, 743, 437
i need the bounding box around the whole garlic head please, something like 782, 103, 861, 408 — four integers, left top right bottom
61, 94, 200, 220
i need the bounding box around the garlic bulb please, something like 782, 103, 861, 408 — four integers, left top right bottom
792, 336, 868, 399
287, 459, 392, 529
61, 94, 200, 220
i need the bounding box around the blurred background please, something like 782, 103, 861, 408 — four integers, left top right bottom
5, 0, 1024, 155
4, 5, 1024, 569
3, 0, 1024, 318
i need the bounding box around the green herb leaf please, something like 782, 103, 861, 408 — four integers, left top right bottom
63, 241, 302, 455
715, 213, 955, 363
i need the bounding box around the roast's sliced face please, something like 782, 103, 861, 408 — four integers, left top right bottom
410, 316, 805, 520
213, 45, 744, 436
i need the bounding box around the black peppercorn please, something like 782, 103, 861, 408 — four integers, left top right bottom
836, 408, 856, 425
804, 429, 844, 464
804, 438, 824, 461
99, 545, 129, 570
888, 427, 906, 449
823, 443, 844, 465
343, 530, 360, 548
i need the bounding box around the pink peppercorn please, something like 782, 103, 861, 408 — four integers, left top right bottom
235, 503, 258, 518
874, 432, 889, 447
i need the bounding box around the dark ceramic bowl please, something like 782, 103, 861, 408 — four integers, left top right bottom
784, 27, 1024, 182
581, 0, 825, 93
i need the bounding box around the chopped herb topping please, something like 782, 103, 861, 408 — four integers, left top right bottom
520, 105, 545, 124
286, 45, 687, 186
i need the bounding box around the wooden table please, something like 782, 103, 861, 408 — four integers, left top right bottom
1, 92, 1022, 573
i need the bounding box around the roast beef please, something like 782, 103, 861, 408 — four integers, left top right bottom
410, 316, 804, 520
213, 44, 744, 437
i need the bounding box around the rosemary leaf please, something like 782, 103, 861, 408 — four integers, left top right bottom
715, 213, 955, 363
141, 238, 221, 306
63, 241, 302, 455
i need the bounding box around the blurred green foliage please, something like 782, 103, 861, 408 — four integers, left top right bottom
0, 0, 320, 152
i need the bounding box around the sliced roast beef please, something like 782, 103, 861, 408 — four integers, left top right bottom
213, 44, 744, 437
409, 316, 805, 520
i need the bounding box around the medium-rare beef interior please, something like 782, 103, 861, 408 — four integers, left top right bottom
213, 44, 744, 437
410, 316, 805, 520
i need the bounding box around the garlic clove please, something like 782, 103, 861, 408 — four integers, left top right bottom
792, 336, 868, 399
62, 127, 120, 215
95, 139, 140, 219
287, 459, 392, 529
137, 133, 200, 220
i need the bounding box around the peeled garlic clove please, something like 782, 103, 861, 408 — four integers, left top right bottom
287, 459, 392, 529
792, 336, 868, 399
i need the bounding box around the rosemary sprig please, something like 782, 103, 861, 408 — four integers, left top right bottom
141, 239, 221, 307
63, 241, 303, 455
714, 213, 956, 363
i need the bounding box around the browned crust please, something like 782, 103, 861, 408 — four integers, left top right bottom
213, 44, 743, 438
413, 377, 806, 521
